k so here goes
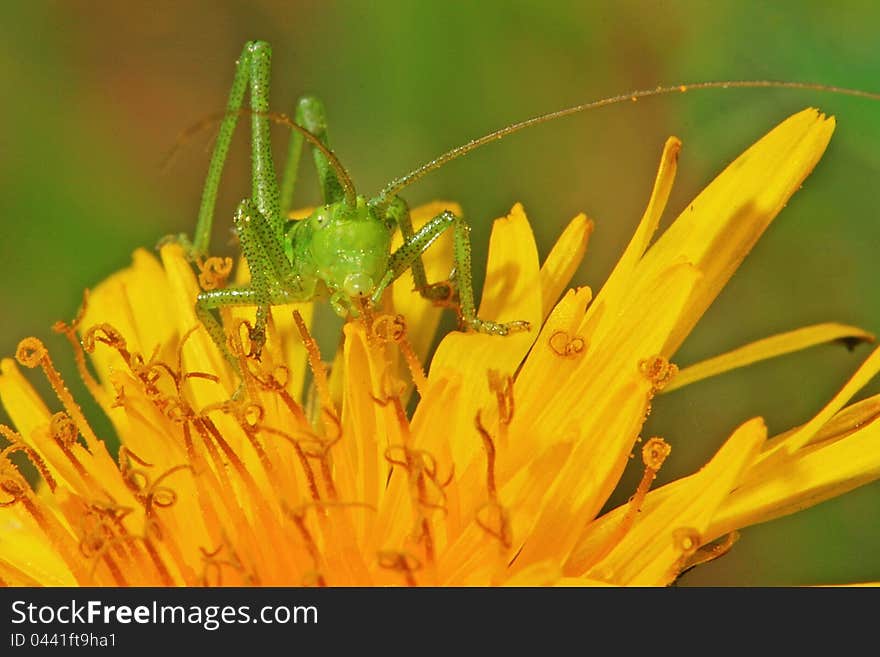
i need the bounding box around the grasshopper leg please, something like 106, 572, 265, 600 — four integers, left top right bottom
280, 96, 348, 211
383, 196, 454, 303
197, 199, 306, 365
378, 209, 530, 336
175, 40, 283, 260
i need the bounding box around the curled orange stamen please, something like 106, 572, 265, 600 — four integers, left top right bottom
0, 459, 30, 507
549, 330, 586, 359
371, 314, 407, 343
199, 542, 249, 587
639, 355, 678, 393
473, 411, 512, 548
82, 324, 132, 365
383, 445, 452, 513
15, 338, 101, 451
383, 443, 449, 563
196, 256, 234, 291
49, 412, 79, 446
487, 370, 515, 426
119, 446, 152, 468
0, 426, 57, 493
144, 464, 191, 516
261, 425, 332, 502
474, 411, 498, 499
581, 437, 672, 571
293, 310, 336, 426
285, 505, 327, 586
475, 500, 512, 549
245, 364, 311, 426
52, 289, 112, 412
77, 503, 135, 585
641, 436, 672, 470
377, 550, 421, 586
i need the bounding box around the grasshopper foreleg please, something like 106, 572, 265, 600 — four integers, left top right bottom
379, 208, 530, 336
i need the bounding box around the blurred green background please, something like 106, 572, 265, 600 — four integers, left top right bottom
1, 0, 878, 585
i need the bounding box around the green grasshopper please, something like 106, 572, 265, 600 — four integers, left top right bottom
179, 40, 879, 367
182, 40, 528, 365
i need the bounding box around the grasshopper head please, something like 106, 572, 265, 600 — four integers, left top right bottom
306, 196, 391, 300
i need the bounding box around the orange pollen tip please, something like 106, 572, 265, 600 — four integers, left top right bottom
578, 436, 673, 571
82, 324, 129, 357
49, 412, 79, 446
639, 355, 678, 392
371, 313, 407, 343
549, 330, 586, 358
16, 337, 101, 450
196, 256, 234, 290
0, 464, 28, 504
15, 337, 47, 368
641, 437, 671, 470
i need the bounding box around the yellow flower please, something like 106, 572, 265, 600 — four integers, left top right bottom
1, 108, 879, 586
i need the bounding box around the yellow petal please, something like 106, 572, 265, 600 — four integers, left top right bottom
708, 396, 880, 541
512, 287, 593, 419
158, 243, 236, 402
338, 323, 406, 529
82, 248, 177, 358
586, 417, 765, 585
664, 322, 874, 393
640, 109, 835, 356
428, 203, 542, 468
587, 136, 680, 330
538, 212, 593, 320
0, 359, 52, 442
0, 505, 77, 586
515, 260, 700, 460
505, 380, 648, 572
475, 202, 543, 325
758, 345, 880, 459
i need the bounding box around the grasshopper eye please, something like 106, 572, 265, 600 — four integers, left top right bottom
314, 208, 330, 225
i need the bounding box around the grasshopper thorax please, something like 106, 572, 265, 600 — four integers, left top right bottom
287, 195, 391, 303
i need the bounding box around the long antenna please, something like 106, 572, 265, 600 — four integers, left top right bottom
260, 110, 358, 207
376, 80, 880, 204
162, 109, 358, 208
